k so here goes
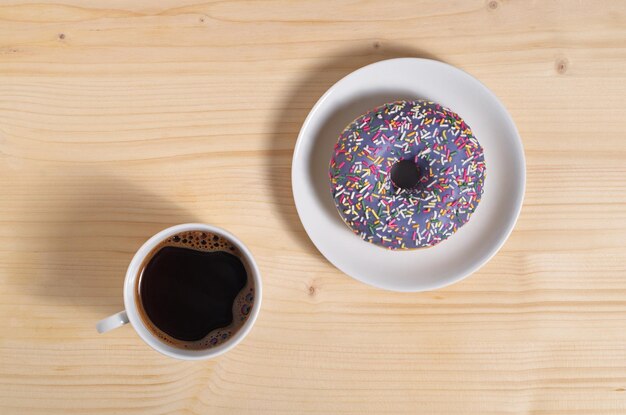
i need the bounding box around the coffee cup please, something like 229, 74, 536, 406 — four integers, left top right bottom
96, 223, 262, 360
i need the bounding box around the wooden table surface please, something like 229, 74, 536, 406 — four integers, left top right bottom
1, 1, 626, 414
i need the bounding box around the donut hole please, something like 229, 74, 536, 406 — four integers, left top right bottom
390, 159, 421, 190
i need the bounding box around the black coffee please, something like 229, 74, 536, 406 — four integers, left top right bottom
136, 230, 255, 350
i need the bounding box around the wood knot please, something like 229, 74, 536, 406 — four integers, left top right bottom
307, 284, 317, 297
373, 41, 381, 49
58, 33, 66, 40
488, 0, 498, 10
199, 17, 205, 23
555, 57, 568, 74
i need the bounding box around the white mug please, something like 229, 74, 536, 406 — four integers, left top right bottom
96, 223, 262, 360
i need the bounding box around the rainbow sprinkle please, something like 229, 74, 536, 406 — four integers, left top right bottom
329, 100, 486, 250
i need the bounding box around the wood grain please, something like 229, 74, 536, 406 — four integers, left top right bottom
1, 0, 626, 413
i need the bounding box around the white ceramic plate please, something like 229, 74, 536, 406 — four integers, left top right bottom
292, 58, 525, 292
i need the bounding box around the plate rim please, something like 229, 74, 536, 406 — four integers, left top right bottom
291, 57, 526, 292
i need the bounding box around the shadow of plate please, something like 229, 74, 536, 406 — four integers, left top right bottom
267, 44, 444, 253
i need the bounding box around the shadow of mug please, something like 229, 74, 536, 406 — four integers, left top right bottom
10, 172, 201, 318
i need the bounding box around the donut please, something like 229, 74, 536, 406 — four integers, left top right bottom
329, 100, 486, 250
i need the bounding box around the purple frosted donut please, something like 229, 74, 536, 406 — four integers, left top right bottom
329, 100, 486, 250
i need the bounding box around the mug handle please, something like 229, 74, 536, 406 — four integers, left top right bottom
96, 311, 129, 333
